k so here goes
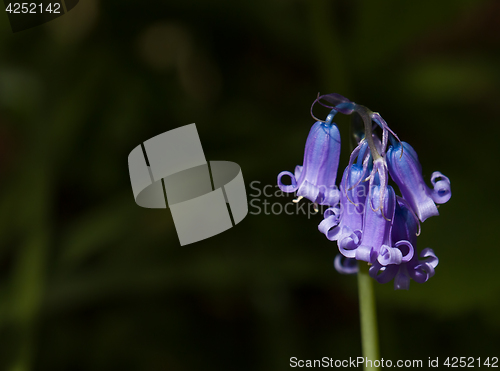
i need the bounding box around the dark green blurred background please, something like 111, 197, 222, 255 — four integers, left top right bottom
1, 0, 499, 370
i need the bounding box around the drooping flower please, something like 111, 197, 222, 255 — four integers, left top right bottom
278, 93, 449, 290
277, 110, 344, 207
318, 140, 369, 253
386, 141, 451, 222
348, 182, 414, 266
320, 138, 414, 267
369, 198, 439, 290
355, 183, 396, 263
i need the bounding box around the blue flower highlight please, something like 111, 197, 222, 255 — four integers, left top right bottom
278, 93, 451, 290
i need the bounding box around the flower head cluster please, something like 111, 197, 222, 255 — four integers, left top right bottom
277, 93, 451, 290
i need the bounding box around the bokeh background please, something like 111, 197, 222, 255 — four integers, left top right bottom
1, 0, 499, 370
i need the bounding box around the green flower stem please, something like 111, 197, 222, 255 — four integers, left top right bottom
357, 262, 380, 371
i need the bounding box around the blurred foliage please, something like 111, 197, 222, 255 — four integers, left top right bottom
0, 0, 499, 370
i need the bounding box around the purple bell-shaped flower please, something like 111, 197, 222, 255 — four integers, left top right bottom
277, 110, 342, 207
369, 198, 439, 290
386, 141, 451, 222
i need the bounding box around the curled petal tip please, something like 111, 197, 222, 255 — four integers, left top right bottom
430, 171, 451, 204
277, 171, 298, 193
334, 254, 358, 275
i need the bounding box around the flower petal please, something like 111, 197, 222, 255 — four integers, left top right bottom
294, 120, 342, 204
394, 240, 414, 263
377, 244, 403, 266
297, 180, 321, 203
334, 254, 358, 274
277, 171, 298, 193
429, 171, 451, 204
387, 141, 439, 222
294, 165, 303, 179
369, 261, 399, 284
318, 215, 341, 241
338, 229, 362, 257
356, 185, 396, 263
394, 270, 410, 290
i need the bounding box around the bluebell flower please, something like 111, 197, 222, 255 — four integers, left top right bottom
347, 182, 414, 267
318, 140, 369, 252
277, 110, 343, 207
386, 141, 451, 222
369, 198, 439, 290
320, 138, 414, 267
279, 93, 449, 289
320, 161, 365, 275
355, 183, 397, 263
